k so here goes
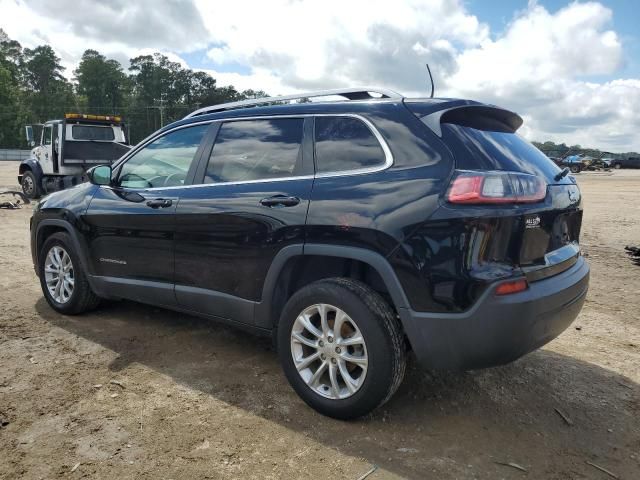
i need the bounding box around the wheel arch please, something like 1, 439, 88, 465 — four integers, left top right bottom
256, 244, 411, 330
19, 158, 43, 177
35, 219, 94, 283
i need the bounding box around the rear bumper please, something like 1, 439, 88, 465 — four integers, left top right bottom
400, 256, 589, 370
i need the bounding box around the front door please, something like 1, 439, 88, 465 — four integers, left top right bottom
174, 117, 314, 326
34, 124, 54, 173
83, 122, 212, 307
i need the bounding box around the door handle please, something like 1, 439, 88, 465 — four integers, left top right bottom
260, 195, 300, 207
146, 198, 173, 209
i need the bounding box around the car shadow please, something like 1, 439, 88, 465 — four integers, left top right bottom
37, 298, 640, 479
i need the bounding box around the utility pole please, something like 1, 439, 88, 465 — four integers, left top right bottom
158, 94, 166, 128
148, 94, 167, 128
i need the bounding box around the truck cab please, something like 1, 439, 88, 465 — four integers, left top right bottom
19, 114, 131, 198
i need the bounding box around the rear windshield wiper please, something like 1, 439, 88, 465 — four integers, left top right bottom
554, 167, 570, 181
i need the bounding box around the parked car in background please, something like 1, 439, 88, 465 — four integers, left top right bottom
600, 158, 613, 168
29, 87, 589, 419
557, 154, 592, 173
609, 157, 640, 169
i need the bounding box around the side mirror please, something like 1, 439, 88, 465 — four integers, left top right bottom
25, 125, 34, 145
88, 165, 112, 186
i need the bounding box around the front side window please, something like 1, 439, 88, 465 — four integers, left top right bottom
314, 116, 386, 173
72, 125, 115, 141
204, 118, 304, 183
117, 124, 208, 189
43, 125, 52, 146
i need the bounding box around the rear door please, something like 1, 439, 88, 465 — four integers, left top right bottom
174, 116, 314, 326
84, 122, 211, 307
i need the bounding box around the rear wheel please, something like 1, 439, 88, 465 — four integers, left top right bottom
277, 278, 406, 419
39, 232, 100, 315
21, 170, 41, 199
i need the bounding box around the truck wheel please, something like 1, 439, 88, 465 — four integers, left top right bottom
277, 278, 406, 419
39, 232, 100, 315
569, 165, 580, 174
614, 163, 621, 169
21, 170, 41, 199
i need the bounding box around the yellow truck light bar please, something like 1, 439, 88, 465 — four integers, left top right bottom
65, 113, 122, 123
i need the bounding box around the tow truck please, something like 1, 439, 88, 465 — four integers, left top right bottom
18, 113, 131, 198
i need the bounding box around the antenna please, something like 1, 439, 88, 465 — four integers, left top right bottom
426, 64, 435, 98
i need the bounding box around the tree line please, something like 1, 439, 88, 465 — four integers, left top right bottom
0, 29, 266, 148
531, 141, 638, 160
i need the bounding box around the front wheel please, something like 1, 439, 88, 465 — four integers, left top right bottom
569, 164, 581, 174
21, 170, 41, 199
614, 163, 622, 169
277, 278, 406, 419
39, 232, 101, 315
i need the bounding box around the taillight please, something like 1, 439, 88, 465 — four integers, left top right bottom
447, 170, 546, 204
495, 279, 528, 295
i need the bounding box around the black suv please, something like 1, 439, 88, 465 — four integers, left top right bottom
30, 88, 589, 419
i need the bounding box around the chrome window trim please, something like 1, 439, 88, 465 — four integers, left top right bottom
312, 113, 393, 178
112, 114, 393, 192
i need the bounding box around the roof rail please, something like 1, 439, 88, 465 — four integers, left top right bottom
184, 87, 403, 118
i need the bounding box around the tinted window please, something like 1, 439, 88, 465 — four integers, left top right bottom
72, 125, 115, 141
205, 118, 304, 183
118, 124, 207, 189
314, 117, 385, 173
442, 124, 561, 182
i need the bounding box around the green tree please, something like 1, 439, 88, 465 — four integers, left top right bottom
74, 49, 128, 113
22, 45, 76, 122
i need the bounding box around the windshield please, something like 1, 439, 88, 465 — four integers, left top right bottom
71, 125, 115, 141
442, 124, 561, 182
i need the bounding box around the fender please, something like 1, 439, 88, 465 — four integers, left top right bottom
34, 219, 96, 290
18, 158, 44, 183
254, 243, 411, 329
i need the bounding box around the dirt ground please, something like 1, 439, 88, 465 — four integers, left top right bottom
0, 163, 638, 480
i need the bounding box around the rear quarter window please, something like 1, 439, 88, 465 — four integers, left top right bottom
442, 124, 561, 182
314, 116, 386, 173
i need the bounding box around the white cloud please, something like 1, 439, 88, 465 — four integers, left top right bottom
445, 2, 639, 150
0, 0, 207, 73
1, 0, 639, 150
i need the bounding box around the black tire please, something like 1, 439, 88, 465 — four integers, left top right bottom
614, 163, 622, 169
39, 232, 100, 315
277, 278, 406, 419
21, 170, 41, 199
569, 164, 580, 174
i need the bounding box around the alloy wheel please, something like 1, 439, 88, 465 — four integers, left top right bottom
44, 246, 75, 304
290, 303, 368, 400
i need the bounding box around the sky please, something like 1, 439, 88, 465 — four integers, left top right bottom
2, 0, 640, 152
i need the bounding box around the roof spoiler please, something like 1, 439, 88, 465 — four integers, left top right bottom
420, 105, 523, 137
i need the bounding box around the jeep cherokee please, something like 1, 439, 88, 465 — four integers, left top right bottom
30, 87, 589, 419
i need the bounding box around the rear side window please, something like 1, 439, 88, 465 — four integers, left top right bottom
314, 116, 386, 173
205, 118, 304, 183
442, 124, 560, 182
72, 125, 115, 141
